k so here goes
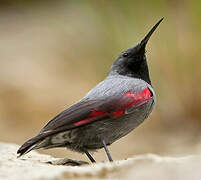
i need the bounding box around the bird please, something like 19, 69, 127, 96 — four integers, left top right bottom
17, 18, 163, 164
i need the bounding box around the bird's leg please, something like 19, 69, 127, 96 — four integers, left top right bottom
85, 151, 96, 163
102, 140, 113, 162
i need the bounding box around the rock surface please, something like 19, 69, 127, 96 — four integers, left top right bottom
0, 142, 201, 180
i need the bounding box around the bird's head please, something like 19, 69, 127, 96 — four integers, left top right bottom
108, 18, 163, 85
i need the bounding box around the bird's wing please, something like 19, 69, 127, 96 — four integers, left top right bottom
17, 87, 152, 156
40, 87, 152, 134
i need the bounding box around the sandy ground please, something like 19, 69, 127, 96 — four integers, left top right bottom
1, 142, 201, 180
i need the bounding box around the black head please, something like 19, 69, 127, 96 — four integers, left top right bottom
108, 18, 163, 85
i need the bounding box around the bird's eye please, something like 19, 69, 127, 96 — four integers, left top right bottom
122, 53, 129, 57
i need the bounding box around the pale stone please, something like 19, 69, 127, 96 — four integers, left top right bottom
0, 142, 201, 180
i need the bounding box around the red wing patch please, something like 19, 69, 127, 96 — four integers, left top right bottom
113, 110, 125, 118
123, 87, 151, 106
113, 88, 152, 118
74, 110, 108, 126
74, 88, 152, 126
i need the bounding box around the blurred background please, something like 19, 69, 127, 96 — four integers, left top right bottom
0, 0, 201, 162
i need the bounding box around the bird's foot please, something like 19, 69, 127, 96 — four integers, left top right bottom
47, 158, 89, 166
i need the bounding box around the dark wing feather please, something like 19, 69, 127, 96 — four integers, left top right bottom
17, 88, 151, 156
17, 99, 109, 156
40, 96, 134, 133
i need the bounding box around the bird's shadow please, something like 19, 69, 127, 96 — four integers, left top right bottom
46, 158, 89, 166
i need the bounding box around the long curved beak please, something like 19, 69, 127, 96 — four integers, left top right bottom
138, 18, 163, 53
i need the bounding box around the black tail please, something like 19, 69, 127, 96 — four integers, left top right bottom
17, 135, 43, 157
